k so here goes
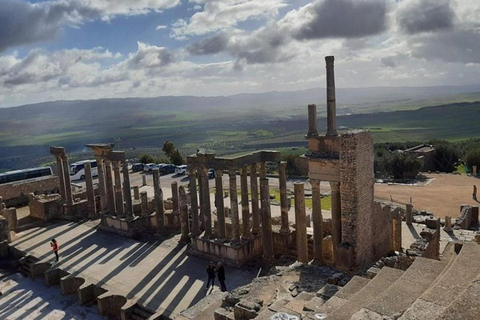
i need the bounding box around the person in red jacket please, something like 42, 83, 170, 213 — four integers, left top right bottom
50, 238, 59, 262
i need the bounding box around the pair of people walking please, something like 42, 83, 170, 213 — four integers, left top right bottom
206, 261, 227, 292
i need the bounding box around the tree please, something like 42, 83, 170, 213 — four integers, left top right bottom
162, 141, 176, 158
465, 147, 480, 171
384, 152, 422, 179
139, 153, 156, 164
431, 142, 460, 173
170, 150, 184, 165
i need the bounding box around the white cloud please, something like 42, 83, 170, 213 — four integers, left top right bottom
156, 25, 167, 30
171, 0, 288, 39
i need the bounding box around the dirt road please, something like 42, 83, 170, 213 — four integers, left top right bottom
375, 173, 479, 218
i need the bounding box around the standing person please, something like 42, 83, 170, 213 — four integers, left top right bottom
474, 185, 478, 201
50, 238, 59, 262
206, 261, 216, 290
217, 262, 227, 292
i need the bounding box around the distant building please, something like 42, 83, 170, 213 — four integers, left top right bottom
405, 144, 435, 171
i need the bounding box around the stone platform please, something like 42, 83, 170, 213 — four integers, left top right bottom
7, 220, 256, 318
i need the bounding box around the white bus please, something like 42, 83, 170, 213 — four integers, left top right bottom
0, 167, 53, 185
70, 160, 98, 181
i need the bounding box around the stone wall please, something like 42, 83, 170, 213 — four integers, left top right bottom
0, 176, 59, 207
371, 202, 394, 259
340, 132, 375, 270
28, 193, 62, 221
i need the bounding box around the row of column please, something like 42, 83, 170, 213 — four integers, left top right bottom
93, 158, 134, 219
294, 180, 341, 265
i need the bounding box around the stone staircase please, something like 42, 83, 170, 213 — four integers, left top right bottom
233, 242, 480, 320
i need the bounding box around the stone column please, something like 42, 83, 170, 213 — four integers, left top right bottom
142, 174, 147, 186
306, 104, 319, 138
294, 183, 309, 263
96, 158, 108, 214
104, 160, 115, 213
406, 203, 413, 225
55, 156, 66, 201
311, 179, 324, 264
84, 161, 96, 218
199, 166, 212, 237
240, 167, 251, 238
229, 170, 240, 243
197, 167, 205, 232
61, 155, 73, 206
122, 161, 134, 219
330, 182, 341, 246
260, 178, 274, 263
172, 181, 180, 226
444, 216, 452, 232
153, 168, 164, 230
473, 165, 478, 177
392, 210, 402, 252
189, 169, 200, 236
113, 161, 124, 215
140, 191, 148, 216
179, 186, 190, 243
215, 170, 226, 238
279, 161, 290, 234
259, 162, 266, 179
133, 186, 140, 200
250, 164, 261, 235
325, 56, 338, 136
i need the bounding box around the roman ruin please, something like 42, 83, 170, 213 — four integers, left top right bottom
1, 56, 479, 320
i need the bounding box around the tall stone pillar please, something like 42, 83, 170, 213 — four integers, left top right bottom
153, 168, 165, 231
140, 191, 148, 216
306, 104, 319, 138
112, 161, 124, 215
311, 179, 324, 264
330, 182, 342, 247
406, 203, 413, 225
61, 155, 73, 206
260, 178, 274, 264
240, 167, 251, 238
179, 186, 190, 243
215, 170, 226, 238
229, 170, 240, 243
199, 166, 212, 236
105, 160, 115, 213
197, 167, 205, 232
122, 161, 134, 219
55, 156, 66, 201
84, 161, 96, 218
325, 56, 338, 136
189, 170, 200, 236
250, 164, 261, 235
96, 158, 108, 214
294, 183, 309, 263
444, 216, 452, 232
172, 181, 180, 226
473, 165, 478, 177
279, 161, 290, 234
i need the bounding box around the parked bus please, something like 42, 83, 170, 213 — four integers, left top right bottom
0, 167, 53, 185
70, 160, 98, 181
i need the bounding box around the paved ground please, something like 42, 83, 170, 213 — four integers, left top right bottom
375, 173, 480, 218
9, 221, 257, 318
0, 271, 102, 320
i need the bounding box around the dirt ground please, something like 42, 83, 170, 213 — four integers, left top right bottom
375, 173, 480, 218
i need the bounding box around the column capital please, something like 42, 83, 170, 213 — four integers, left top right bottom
229, 170, 236, 179
279, 161, 287, 170
329, 181, 340, 191
214, 169, 223, 177
310, 179, 321, 188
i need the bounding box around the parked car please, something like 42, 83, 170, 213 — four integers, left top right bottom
154, 163, 167, 171
208, 169, 215, 179
161, 164, 177, 174
131, 163, 144, 172
175, 165, 188, 175
143, 163, 156, 172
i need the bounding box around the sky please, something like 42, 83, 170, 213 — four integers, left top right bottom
0, 0, 479, 108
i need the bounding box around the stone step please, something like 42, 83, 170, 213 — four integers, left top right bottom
359, 257, 448, 319
304, 276, 370, 316
280, 291, 315, 316
437, 275, 480, 320
400, 242, 480, 320
323, 267, 404, 320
